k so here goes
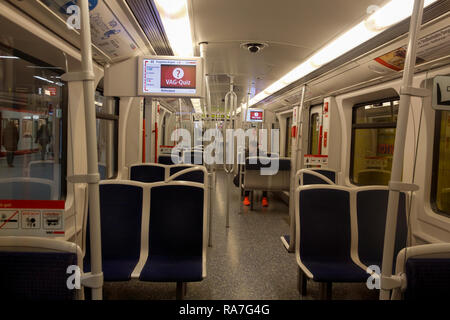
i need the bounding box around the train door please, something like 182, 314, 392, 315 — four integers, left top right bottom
286, 116, 292, 157
305, 104, 325, 167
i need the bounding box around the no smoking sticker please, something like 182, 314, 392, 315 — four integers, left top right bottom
0, 210, 20, 229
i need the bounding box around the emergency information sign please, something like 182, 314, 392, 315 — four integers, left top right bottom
0, 200, 65, 237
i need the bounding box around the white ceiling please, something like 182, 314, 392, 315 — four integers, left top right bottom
189, 0, 388, 111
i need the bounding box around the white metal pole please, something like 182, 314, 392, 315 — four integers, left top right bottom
79, 0, 103, 300
287, 86, 306, 252
379, 0, 424, 300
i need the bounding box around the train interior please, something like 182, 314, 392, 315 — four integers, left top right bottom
0, 0, 449, 302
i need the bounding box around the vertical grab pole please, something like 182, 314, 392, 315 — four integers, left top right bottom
379, 0, 424, 300
79, 0, 103, 300
286, 85, 306, 252
200, 42, 213, 247
223, 76, 237, 228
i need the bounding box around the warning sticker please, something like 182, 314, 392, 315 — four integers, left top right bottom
0, 200, 65, 237
372, 25, 450, 71
0, 210, 20, 229
21, 211, 41, 229
43, 212, 63, 230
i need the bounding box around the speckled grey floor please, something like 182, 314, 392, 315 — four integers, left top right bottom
103, 171, 378, 300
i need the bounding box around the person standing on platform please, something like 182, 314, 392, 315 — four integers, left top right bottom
2, 120, 19, 167
36, 121, 51, 160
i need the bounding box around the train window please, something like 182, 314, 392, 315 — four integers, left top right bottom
309, 113, 320, 155
95, 90, 119, 180
350, 97, 400, 186
431, 110, 450, 217
0, 43, 67, 200
286, 116, 292, 157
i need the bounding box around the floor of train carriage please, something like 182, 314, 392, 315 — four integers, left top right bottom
103, 171, 378, 300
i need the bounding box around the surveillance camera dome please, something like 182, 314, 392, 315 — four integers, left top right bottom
240, 42, 268, 54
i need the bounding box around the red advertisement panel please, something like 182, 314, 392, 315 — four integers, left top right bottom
249, 110, 263, 121
160, 65, 196, 89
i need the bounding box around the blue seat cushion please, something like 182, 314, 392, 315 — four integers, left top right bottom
302, 173, 332, 185
0, 251, 77, 300
302, 259, 368, 282
84, 258, 139, 281
405, 258, 450, 300
139, 255, 202, 282
130, 165, 165, 182
84, 184, 143, 281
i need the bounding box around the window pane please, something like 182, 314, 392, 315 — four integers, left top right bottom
434, 110, 450, 215
352, 128, 395, 185
286, 117, 292, 157
354, 99, 399, 125
310, 113, 320, 155
0, 46, 66, 200
95, 91, 117, 180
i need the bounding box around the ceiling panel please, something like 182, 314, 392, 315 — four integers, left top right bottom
190, 0, 388, 111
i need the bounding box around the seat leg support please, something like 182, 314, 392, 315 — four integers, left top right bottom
176, 282, 187, 300
319, 282, 332, 300
298, 268, 307, 296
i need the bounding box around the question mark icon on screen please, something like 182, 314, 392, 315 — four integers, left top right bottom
173, 67, 184, 80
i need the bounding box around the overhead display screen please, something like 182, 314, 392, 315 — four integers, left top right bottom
138, 57, 204, 97
247, 109, 264, 122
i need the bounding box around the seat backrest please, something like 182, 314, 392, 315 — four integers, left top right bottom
158, 154, 180, 165
297, 186, 352, 263
169, 164, 196, 176
0, 237, 81, 300
404, 258, 450, 300
85, 182, 143, 265
307, 169, 336, 183
356, 187, 407, 269
244, 157, 291, 191
148, 183, 205, 260
168, 167, 206, 184
0, 178, 53, 200
300, 170, 335, 185
393, 244, 450, 300
129, 164, 166, 183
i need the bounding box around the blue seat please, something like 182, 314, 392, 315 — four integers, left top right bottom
298, 169, 336, 185
297, 187, 368, 284
302, 172, 333, 185
84, 183, 143, 281
171, 168, 205, 184
169, 165, 195, 176
158, 154, 180, 165
312, 170, 336, 183
139, 184, 205, 282
0, 238, 81, 300
404, 258, 450, 300
0, 251, 77, 300
356, 189, 407, 271
130, 164, 166, 183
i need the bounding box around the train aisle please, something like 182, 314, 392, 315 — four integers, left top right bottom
103, 171, 377, 300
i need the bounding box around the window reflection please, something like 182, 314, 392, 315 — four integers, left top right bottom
0, 44, 66, 200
